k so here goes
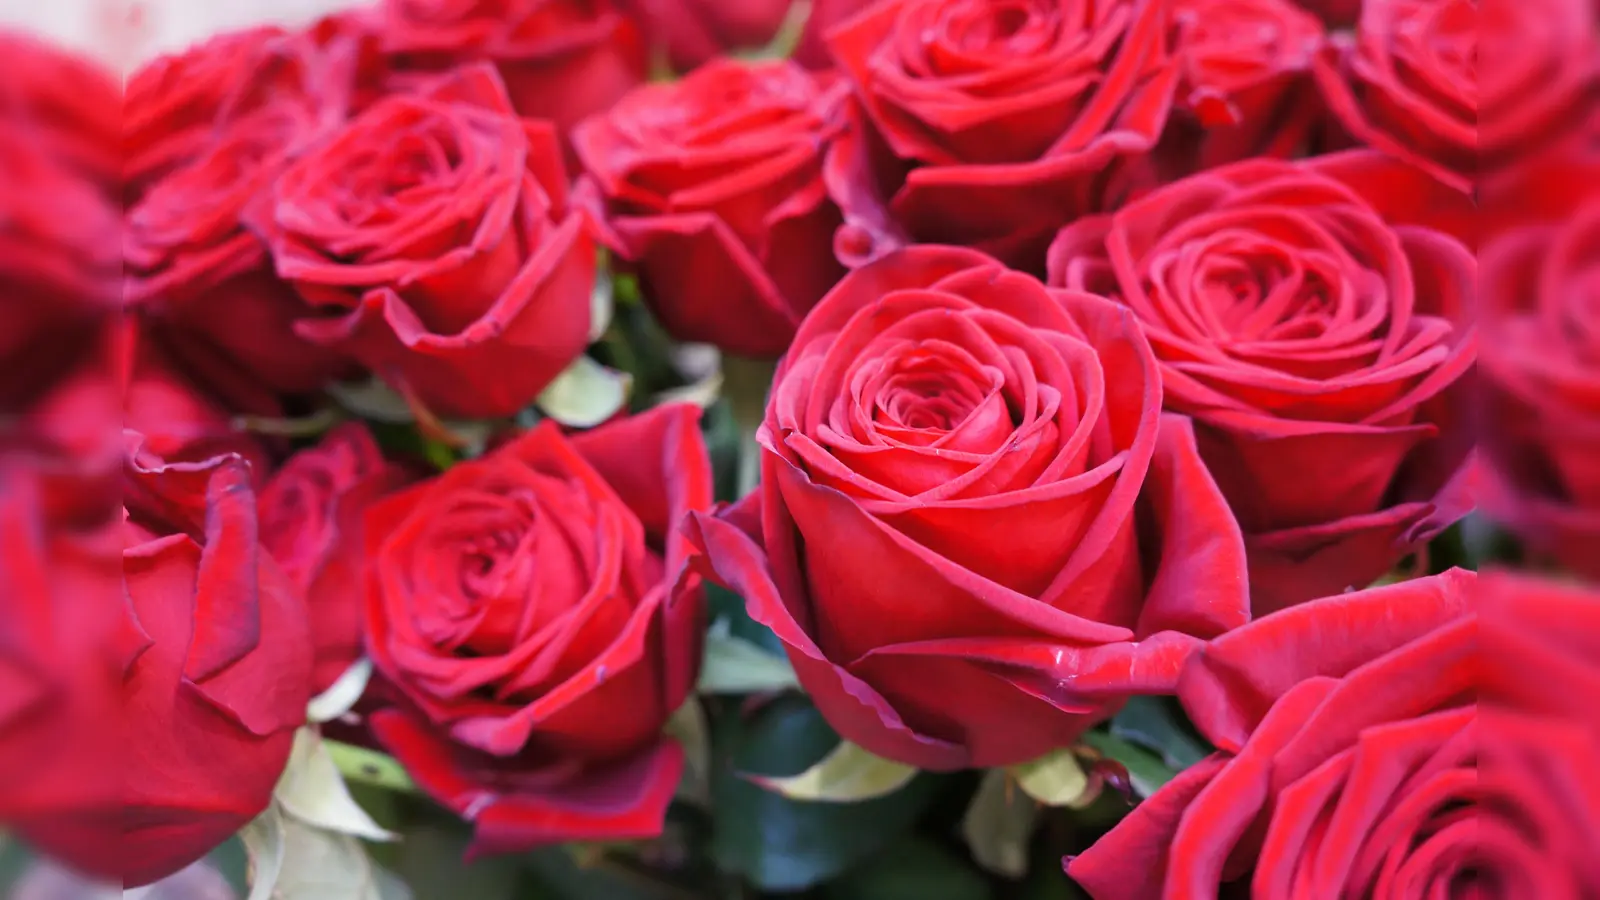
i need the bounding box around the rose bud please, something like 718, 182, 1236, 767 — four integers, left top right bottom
573, 59, 850, 357
364, 404, 712, 855
258, 423, 409, 694
689, 246, 1250, 771
9, 441, 312, 888
1312, 0, 1598, 194
1067, 569, 1592, 899
824, 0, 1180, 274
259, 63, 596, 420
1049, 152, 1476, 614
1480, 146, 1600, 580
379, 0, 646, 144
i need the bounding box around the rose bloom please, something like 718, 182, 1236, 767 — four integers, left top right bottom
122, 27, 345, 204
615, 0, 793, 71
259, 424, 409, 694
1159, 0, 1325, 174
364, 405, 712, 854
690, 246, 1249, 770
126, 101, 354, 401
380, 0, 646, 143
1070, 569, 1598, 899
0, 30, 120, 189
574, 59, 850, 357
824, 0, 1180, 274
1049, 152, 1476, 614
1313, 0, 1599, 193
1479, 144, 1600, 580
64, 442, 307, 888
260, 64, 595, 420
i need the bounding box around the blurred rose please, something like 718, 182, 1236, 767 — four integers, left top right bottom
126, 102, 354, 401
1313, 0, 1598, 194
618, 0, 792, 71
689, 246, 1249, 770
574, 59, 849, 356
259, 64, 595, 419
1160, 0, 1325, 173
0, 30, 120, 189
365, 405, 711, 854
824, 0, 1179, 274
380, 0, 646, 144
1480, 146, 1600, 580
1069, 571, 1480, 899
1049, 152, 1476, 613
259, 423, 409, 694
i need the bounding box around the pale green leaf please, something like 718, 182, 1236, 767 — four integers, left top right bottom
665, 700, 712, 807
589, 264, 615, 342
306, 658, 373, 724
276, 729, 398, 842
655, 370, 724, 409
325, 740, 417, 794
748, 741, 918, 803
698, 619, 800, 695
1010, 748, 1090, 808
240, 805, 286, 900
960, 768, 1039, 878
272, 816, 391, 900
326, 378, 414, 424
536, 356, 632, 428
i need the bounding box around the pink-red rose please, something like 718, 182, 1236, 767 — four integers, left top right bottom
0, 31, 120, 189
1049, 152, 1476, 613
574, 59, 850, 357
261, 64, 595, 420
364, 405, 711, 854
259, 424, 409, 694
824, 0, 1180, 273
689, 246, 1249, 771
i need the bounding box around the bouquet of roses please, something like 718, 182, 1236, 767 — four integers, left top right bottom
0, 0, 1596, 896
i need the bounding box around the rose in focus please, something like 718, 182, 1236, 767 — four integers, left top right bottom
365, 405, 711, 853
825, 0, 1180, 273
260, 63, 595, 419
690, 246, 1250, 771
575, 59, 849, 356
1049, 152, 1476, 613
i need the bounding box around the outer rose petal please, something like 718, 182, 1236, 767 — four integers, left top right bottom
371, 709, 683, 858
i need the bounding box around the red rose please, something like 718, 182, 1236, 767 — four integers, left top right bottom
1480, 147, 1600, 580
792, 0, 880, 68
1049, 152, 1476, 614
824, 0, 1180, 273
259, 423, 409, 694
0, 127, 117, 387
1312, 0, 1598, 193
688, 246, 1249, 770
616, 0, 794, 71
108, 442, 311, 887
380, 0, 646, 142
0, 31, 120, 189
126, 103, 354, 400
574, 59, 849, 357
1068, 569, 1592, 899
364, 405, 712, 854
261, 64, 595, 420
1161, 0, 1325, 172
122, 27, 343, 204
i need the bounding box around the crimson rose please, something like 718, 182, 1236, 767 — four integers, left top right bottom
689, 246, 1249, 771
574, 59, 849, 357
824, 0, 1180, 274
260, 64, 595, 419
365, 405, 712, 854
1049, 152, 1476, 613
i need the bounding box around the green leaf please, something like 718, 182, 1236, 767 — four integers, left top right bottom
826, 837, 993, 900
1108, 697, 1210, 771
961, 768, 1040, 878
711, 696, 945, 891
1080, 731, 1179, 798
392, 824, 523, 900
697, 618, 800, 695
747, 740, 918, 803
325, 740, 417, 794
276, 729, 398, 842
307, 658, 373, 724
1010, 749, 1091, 808
664, 700, 712, 807
536, 356, 633, 428
240, 806, 286, 900
271, 815, 399, 899
589, 258, 616, 343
